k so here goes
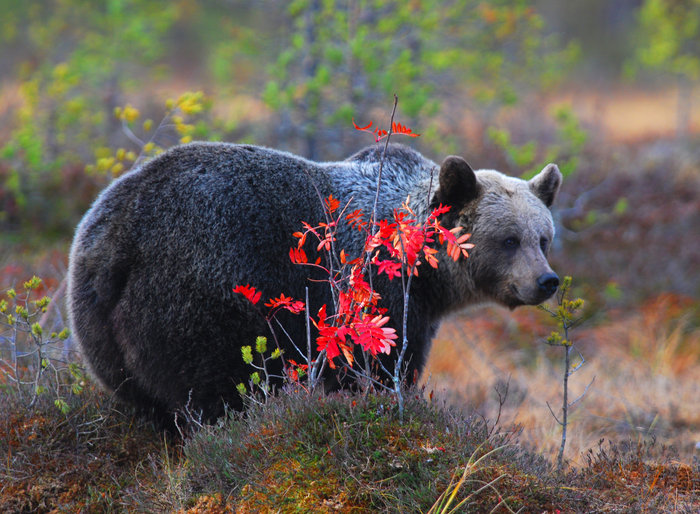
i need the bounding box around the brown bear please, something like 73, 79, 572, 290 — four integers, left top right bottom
67, 142, 561, 422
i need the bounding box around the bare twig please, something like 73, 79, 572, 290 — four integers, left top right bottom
121, 120, 146, 148
546, 401, 563, 426
369, 94, 399, 233
568, 376, 596, 408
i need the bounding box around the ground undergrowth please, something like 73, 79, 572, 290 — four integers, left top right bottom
1, 383, 699, 513
0, 385, 167, 513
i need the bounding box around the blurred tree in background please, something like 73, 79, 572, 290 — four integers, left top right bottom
263, 0, 578, 160
631, 0, 700, 138
0, 0, 180, 236
0, 0, 683, 240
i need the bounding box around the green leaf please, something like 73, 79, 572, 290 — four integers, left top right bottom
69, 362, 84, 381
55, 399, 70, 414
24, 276, 42, 291
614, 198, 629, 216
255, 336, 267, 355
605, 282, 623, 301
242, 346, 253, 365
32, 295, 51, 309
263, 81, 281, 111
31, 322, 43, 337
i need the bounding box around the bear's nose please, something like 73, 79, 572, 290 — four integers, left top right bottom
537, 272, 559, 296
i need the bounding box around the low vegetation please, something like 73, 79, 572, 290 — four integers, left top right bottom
2, 381, 699, 513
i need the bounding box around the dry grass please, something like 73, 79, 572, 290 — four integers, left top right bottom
426, 294, 700, 467
0, 385, 171, 513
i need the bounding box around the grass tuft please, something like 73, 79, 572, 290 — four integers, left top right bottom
0, 383, 169, 513
2, 379, 699, 511
182, 387, 578, 513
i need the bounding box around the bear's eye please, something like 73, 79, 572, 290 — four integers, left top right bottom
504, 237, 518, 248
540, 237, 548, 252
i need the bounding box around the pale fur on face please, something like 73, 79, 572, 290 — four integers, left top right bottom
435, 162, 562, 311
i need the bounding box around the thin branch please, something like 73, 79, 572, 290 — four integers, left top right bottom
488, 376, 510, 437
569, 315, 585, 330
546, 401, 563, 426
369, 94, 398, 233
335, 359, 394, 392
376, 355, 395, 381
121, 120, 146, 148
275, 318, 307, 364
568, 375, 596, 408
568, 348, 586, 376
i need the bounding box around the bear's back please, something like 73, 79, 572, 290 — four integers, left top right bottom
67, 143, 338, 419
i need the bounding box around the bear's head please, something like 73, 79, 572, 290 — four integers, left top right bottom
432, 156, 562, 310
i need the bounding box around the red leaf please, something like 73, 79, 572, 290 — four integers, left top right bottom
352, 314, 397, 356
423, 246, 439, 268
288, 300, 305, 314
293, 230, 307, 249
290, 247, 308, 264
376, 259, 402, 280
314, 305, 353, 367
325, 195, 340, 214
352, 118, 373, 131
286, 359, 309, 382
265, 293, 305, 314
430, 204, 451, 218
346, 209, 367, 231
233, 284, 262, 305
446, 231, 474, 261
391, 121, 420, 137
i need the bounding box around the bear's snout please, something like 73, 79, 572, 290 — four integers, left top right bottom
537, 272, 559, 297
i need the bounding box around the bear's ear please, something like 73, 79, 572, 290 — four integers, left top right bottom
434, 156, 478, 209
528, 163, 562, 208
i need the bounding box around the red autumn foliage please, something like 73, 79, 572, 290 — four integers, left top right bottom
234, 118, 472, 380
236, 186, 473, 373
286, 359, 309, 382
289, 247, 308, 264
352, 118, 420, 143
264, 294, 305, 314
232, 284, 261, 305
233, 286, 305, 324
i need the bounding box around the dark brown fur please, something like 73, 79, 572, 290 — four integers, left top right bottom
67, 142, 561, 422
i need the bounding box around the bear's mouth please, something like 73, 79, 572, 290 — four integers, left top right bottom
506, 284, 555, 310
506, 284, 526, 311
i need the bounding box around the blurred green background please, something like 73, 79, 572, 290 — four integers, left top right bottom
1, 0, 699, 307
1, 0, 695, 232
